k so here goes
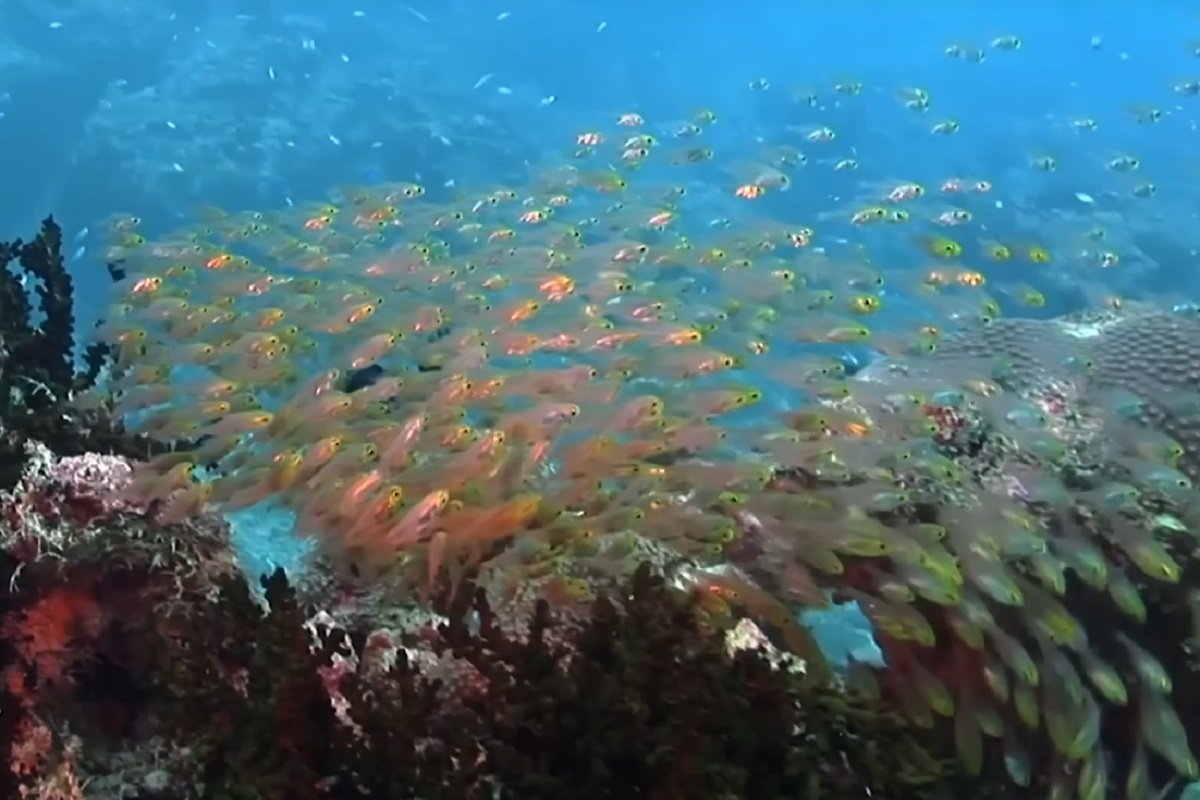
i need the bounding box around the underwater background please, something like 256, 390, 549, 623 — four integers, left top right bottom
7, 0, 1196, 656
4, 1, 1200, 798
7, 1, 1200, 319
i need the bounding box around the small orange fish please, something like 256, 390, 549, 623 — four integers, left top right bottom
607, 395, 665, 433
336, 469, 385, 519
347, 332, 402, 370
376, 413, 428, 471
383, 489, 451, 548
157, 480, 215, 525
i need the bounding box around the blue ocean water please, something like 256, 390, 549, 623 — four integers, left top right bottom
6, 2, 1199, 321
4, 0, 1199, 664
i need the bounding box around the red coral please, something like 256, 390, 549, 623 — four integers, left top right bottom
921, 403, 965, 443
3, 585, 105, 706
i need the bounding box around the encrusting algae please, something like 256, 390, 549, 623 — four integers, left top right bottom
88, 110, 1200, 798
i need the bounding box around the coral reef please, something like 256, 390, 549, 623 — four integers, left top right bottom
0, 442, 952, 797
0, 217, 171, 491
924, 307, 1200, 475
4, 548, 951, 798
819, 308, 1200, 793
0, 444, 239, 799
0, 212, 937, 797
92, 172, 1200, 800
7, 266, 1199, 798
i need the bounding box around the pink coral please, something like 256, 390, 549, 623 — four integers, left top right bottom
46, 453, 136, 514
12, 724, 85, 800
8, 717, 52, 779
317, 654, 361, 733
0, 445, 142, 556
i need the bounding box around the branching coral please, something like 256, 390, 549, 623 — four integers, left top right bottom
2, 526, 951, 799
146, 569, 341, 800
0, 217, 97, 410
134, 565, 950, 799
0, 217, 171, 491
437, 565, 946, 800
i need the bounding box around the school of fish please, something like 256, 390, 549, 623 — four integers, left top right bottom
83, 29, 1200, 800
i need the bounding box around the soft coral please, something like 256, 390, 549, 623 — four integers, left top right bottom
3, 585, 106, 708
